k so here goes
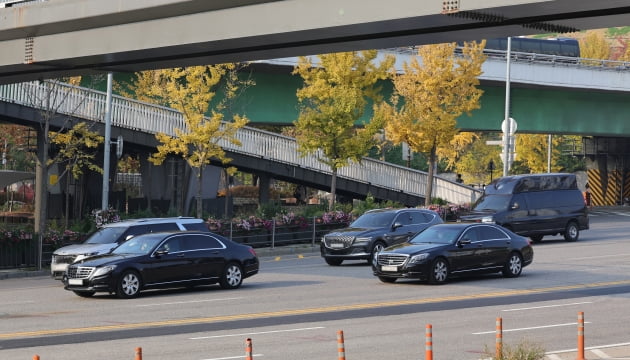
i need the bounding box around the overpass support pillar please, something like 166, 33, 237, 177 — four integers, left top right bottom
257, 174, 270, 204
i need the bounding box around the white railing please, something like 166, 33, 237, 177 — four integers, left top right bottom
0, 81, 482, 205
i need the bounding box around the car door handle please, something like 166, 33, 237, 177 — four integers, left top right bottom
176, 254, 185, 258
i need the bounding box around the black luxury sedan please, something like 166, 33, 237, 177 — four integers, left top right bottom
321, 208, 443, 266
372, 223, 533, 284
63, 231, 259, 298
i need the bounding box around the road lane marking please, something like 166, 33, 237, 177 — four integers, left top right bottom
190, 326, 325, 340
502, 301, 592, 311
472, 322, 591, 335
2, 279, 629, 340
591, 348, 611, 358
136, 298, 244, 307
200, 354, 264, 360
571, 253, 630, 261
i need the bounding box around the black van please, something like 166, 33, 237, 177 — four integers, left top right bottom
459, 173, 589, 242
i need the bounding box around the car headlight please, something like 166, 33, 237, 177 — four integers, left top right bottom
481, 216, 495, 223
92, 265, 117, 278
409, 253, 429, 263
354, 237, 371, 244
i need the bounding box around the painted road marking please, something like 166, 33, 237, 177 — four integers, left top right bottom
2, 279, 629, 340
472, 322, 591, 335
190, 326, 325, 340
502, 301, 592, 312
200, 354, 264, 360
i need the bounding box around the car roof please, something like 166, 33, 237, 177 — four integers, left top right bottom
101, 217, 203, 228
364, 208, 430, 214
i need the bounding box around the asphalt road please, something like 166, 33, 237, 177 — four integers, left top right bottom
0, 207, 629, 360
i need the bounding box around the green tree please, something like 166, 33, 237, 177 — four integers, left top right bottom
292, 50, 395, 210
48, 122, 104, 227
454, 133, 500, 185
128, 64, 252, 218
375, 41, 486, 204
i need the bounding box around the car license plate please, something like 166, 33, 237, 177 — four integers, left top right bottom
68, 278, 83, 286
381, 265, 397, 272
330, 243, 344, 249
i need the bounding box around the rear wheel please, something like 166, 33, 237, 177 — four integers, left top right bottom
73, 291, 95, 298
429, 258, 449, 285
325, 258, 343, 266
117, 270, 141, 299
502, 252, 523, 278
378, 276, 396, 283
530, 235, 543, 243
220, 263, 243, 289
564, 221, 579, 242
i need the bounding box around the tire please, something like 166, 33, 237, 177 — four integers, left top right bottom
502, 252, 523, 278
564, 221, 579, 242
73, 291, 95, 298
220, 263, 243, 289
429, 258, 449, 285
325, 257, 343, 266
530, 235, 543, 243
368, 241, 386, 263
117, 270, 142, 299
378, 276, 396, 283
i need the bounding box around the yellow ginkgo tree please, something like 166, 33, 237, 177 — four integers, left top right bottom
375, 42, 486, 204
129, 64, 252, 218
292, 50, 395, 210
48, 122, 104, 227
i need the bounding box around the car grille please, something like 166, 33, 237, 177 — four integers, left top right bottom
52, 254, 77, 265
323, 235, 355, 249
66, 266, 95, 279
377, 253, 408, 266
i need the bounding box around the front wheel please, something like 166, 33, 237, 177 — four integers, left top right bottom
368, 241, 386, 263
502, 252, 523, 278
117, 270, 141, 299
564, 222, 579, 242
220, 263, 243, 289
429, 258, 449, 285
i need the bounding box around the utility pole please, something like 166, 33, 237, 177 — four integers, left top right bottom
503, 37, 513, 177
102, 72, 113, 210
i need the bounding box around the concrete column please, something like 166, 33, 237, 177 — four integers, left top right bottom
257, 173, 270, 204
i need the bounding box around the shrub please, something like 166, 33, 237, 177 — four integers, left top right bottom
484, 339, 546, 360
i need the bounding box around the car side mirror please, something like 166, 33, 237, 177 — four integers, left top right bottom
154, 249, 168, 257
458, 238, 472, 247
511, 202, 520, 210
392, 222, 403, 230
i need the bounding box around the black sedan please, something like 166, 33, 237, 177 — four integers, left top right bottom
63, 231, 259, 298
372, 223, 533, 284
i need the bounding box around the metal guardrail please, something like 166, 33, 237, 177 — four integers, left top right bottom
0, 80, 481, 205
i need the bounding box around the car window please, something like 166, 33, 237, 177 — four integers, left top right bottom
395, 213, 413, 225
479, 226, 509, 240
157, 238, 182, 253
84, 226, 128, 244
411, 226, 460, 244
181, 234, 223, 251
113, 234, 163, 255
461, 228, 479, 242
183, 222, 209, 231
350, 212, 395, 228
409, 212, 430, 224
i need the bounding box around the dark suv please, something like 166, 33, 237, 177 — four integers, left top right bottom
51, 217, 208, 279
320, 208, 443, 266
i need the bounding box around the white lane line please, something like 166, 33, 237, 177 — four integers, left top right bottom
547, 341, 630, 354
190, 326, 325, 340
591, 348, 611, 358
502, 302, 592, 311
545, 354, 562, 360
472, 322, 591, 335
200, 354, 263, 360
136, 297, 244, 307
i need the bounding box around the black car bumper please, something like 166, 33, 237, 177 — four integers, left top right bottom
372, 263, 430, 281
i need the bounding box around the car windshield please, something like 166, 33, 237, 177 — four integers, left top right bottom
472, 194, 511, 211
83, 226, 128, 244
350, 212, 396, 228
410, 226, 462, 244
112, 235, 164, 255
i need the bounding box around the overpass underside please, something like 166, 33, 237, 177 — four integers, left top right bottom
581, 137, 630, 206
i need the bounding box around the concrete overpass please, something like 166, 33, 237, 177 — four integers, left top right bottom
1, 0, 630, 84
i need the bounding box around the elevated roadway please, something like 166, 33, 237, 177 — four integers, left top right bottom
1, 0, 630, 83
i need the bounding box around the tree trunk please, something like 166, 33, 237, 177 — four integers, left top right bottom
425, 145, 437, 206
329, 167, 337, 211
196, 167, 203, 219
